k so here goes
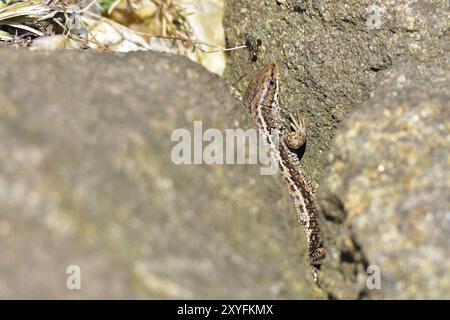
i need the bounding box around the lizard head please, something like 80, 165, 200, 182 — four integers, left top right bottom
243, 62, 280, 113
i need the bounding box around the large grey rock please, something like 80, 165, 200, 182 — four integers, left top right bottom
224, 0, 448, 183
319, 61, 450, 299
0, 49, 320, 299
224, 0, 449, 299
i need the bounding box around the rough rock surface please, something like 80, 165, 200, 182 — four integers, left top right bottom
320, 62, 450, 299
224, 0, 449, 298
224, 0, 449, 183
0, 49, 320, 299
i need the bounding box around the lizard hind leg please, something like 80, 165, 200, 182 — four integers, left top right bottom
284, 111, 307, 151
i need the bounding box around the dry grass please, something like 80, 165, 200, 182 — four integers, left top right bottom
0, 1, 243, 75
0, 0, 196, 51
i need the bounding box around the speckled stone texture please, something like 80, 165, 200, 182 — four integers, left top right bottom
320, 61, 450, 299
224, 0, 449, 184
224, 0, 449, 298
0, 49, 320, 299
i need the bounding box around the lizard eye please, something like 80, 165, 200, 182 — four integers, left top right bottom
269, 79, 276, 86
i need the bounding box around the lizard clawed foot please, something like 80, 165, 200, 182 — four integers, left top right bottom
284, 111, 307, 150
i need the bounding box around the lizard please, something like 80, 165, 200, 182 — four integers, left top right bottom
243, 61, 326, 284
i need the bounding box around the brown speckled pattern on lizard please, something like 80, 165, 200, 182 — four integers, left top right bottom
243, 62, 326, 284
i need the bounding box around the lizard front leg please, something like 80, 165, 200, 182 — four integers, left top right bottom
283, 111, 320, 196
284, 111, 307, 151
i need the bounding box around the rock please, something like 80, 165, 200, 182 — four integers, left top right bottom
319, 61, 450, 299
223, 0, 448, 184
0, 49, 320, 298
224, 0, 449, 298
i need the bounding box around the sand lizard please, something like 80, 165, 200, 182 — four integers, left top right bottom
243, 62, 326, 283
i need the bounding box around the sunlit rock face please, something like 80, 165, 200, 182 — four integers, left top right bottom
0, 49, 318, 299
320, 61, 450, 299
224, 0, 449, 299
